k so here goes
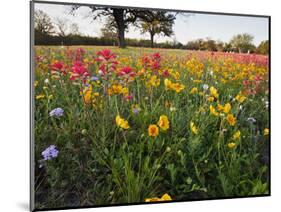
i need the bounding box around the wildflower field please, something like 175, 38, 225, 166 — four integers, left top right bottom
34, 46, 269, 209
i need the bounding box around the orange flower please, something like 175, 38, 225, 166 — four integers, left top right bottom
148, 124, 159, 137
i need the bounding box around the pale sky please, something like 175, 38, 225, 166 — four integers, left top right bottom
34, 2, 269, 46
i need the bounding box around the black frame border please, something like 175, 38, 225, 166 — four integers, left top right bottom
30, 1, 271, 211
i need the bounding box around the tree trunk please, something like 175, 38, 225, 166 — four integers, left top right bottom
150, 33, 154, 48
113, 9, 126, 48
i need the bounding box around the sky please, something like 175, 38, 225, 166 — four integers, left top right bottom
34, 2, 269, 46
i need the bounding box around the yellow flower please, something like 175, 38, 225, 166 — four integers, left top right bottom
145, 193, 172, 202
34, 81, 39, 87
116, 115, 130, 129
112, 84, 123, 94
226, 114, 236, 126
164, 79, 185, 93
145, 197, 161, 202
217, 103, 224, 112
207, 96, 215, 102
148, 124, 159, 137
83, 90, 92, 104
93, 92, 99, 97
193, 79, 202, 83
121, 87, 129, 96
171, 71, 180, 80
157, 115, 170, 131
263, 128, 269, 136
210, 105, 219, 116
82, 86, 93, 104
147, 75, 160, 88
227, 142, 236, 149
36, 94, 45, 100
161, 193, 172, 201
210, 86, 219, 98
171, 83, 185, 93
223, 103, 231, 114
190, 121, 198, 134
232, 130, 241, 140
107, 88, 113, 95
190, 87, 198, 94
235, 93, 247, 103
164, 78, 173, 90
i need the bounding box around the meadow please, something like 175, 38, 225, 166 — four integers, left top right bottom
34, 46, 269, 209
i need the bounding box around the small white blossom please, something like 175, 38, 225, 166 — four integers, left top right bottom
203, 84, 209, 90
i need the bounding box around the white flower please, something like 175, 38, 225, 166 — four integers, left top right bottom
44, 78, 49, 84
203, 84, 209, 90
170, 107, 176, 112
265, 101, 269, 108
220, 113, 225, 117
247, 117, 256, 123
98, 70, 104, 75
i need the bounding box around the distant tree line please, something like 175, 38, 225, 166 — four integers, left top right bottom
34, 9, 269, 55
185, 36, 269, 54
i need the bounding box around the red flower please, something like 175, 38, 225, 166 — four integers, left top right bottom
97, 49, 116, 61
51, 61, 63, 70
152, 52, 161, 61
254, 75, 263, 82
243, 80, 250, 86
70, 61, 89, 81
151, 61, 160, 70
142, 55, 150, 68
50, 61, 66, 75
125, 95, 133, 101
162, 70, 170, 78
118, 66, 135, 77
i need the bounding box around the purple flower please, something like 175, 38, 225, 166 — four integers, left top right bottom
133, 108, 139, 114
90, 76, 99, 81
49, 107, 64, 117
42, 145, 59, 161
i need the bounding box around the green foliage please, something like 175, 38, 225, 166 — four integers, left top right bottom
229, 33, 255, 53
256, 40, 269, 55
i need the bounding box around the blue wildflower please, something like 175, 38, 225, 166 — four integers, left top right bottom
133, 108, 139, 114
90, 76, 99, 81
49, 107, 64, 117
42, 145, 59, 161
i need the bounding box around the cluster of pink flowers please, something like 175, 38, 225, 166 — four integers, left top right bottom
141, 52, 161, 71
187, 51, 268, 67
243, 74, 265, 95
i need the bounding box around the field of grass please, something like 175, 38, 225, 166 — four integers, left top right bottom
34, 45, 269, 209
